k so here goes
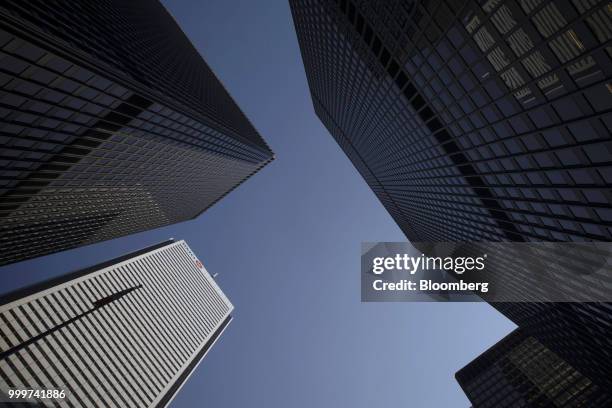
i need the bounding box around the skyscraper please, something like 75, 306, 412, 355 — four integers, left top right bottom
456, 328, 612, 407
0, 239, 232, 408
291, 0, 612, 388
0, 0, 274, 266
291, 0, 610, 242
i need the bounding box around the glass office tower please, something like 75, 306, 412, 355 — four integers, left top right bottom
0, 239, 232, 408
0, 0, 274, 265
291, 0, 612, 389
456, 328, 612, 407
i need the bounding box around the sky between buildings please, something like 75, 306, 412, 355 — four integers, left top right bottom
0, 1, 516, 406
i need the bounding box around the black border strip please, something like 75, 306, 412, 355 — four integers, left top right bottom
0, 239, 175, 307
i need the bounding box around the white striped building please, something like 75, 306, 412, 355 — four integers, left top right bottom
0, 240, 233, 408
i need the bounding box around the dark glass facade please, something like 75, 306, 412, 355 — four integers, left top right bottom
0, 0, 274, 265
456, 328, 612, 407
290, 0, 611, 389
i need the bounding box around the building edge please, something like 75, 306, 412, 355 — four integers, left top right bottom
0, 239, 176, 306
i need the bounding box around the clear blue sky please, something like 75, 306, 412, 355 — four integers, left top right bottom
0, 1, 515, 406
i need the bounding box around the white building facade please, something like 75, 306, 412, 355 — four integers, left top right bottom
0, 240, 233, 408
